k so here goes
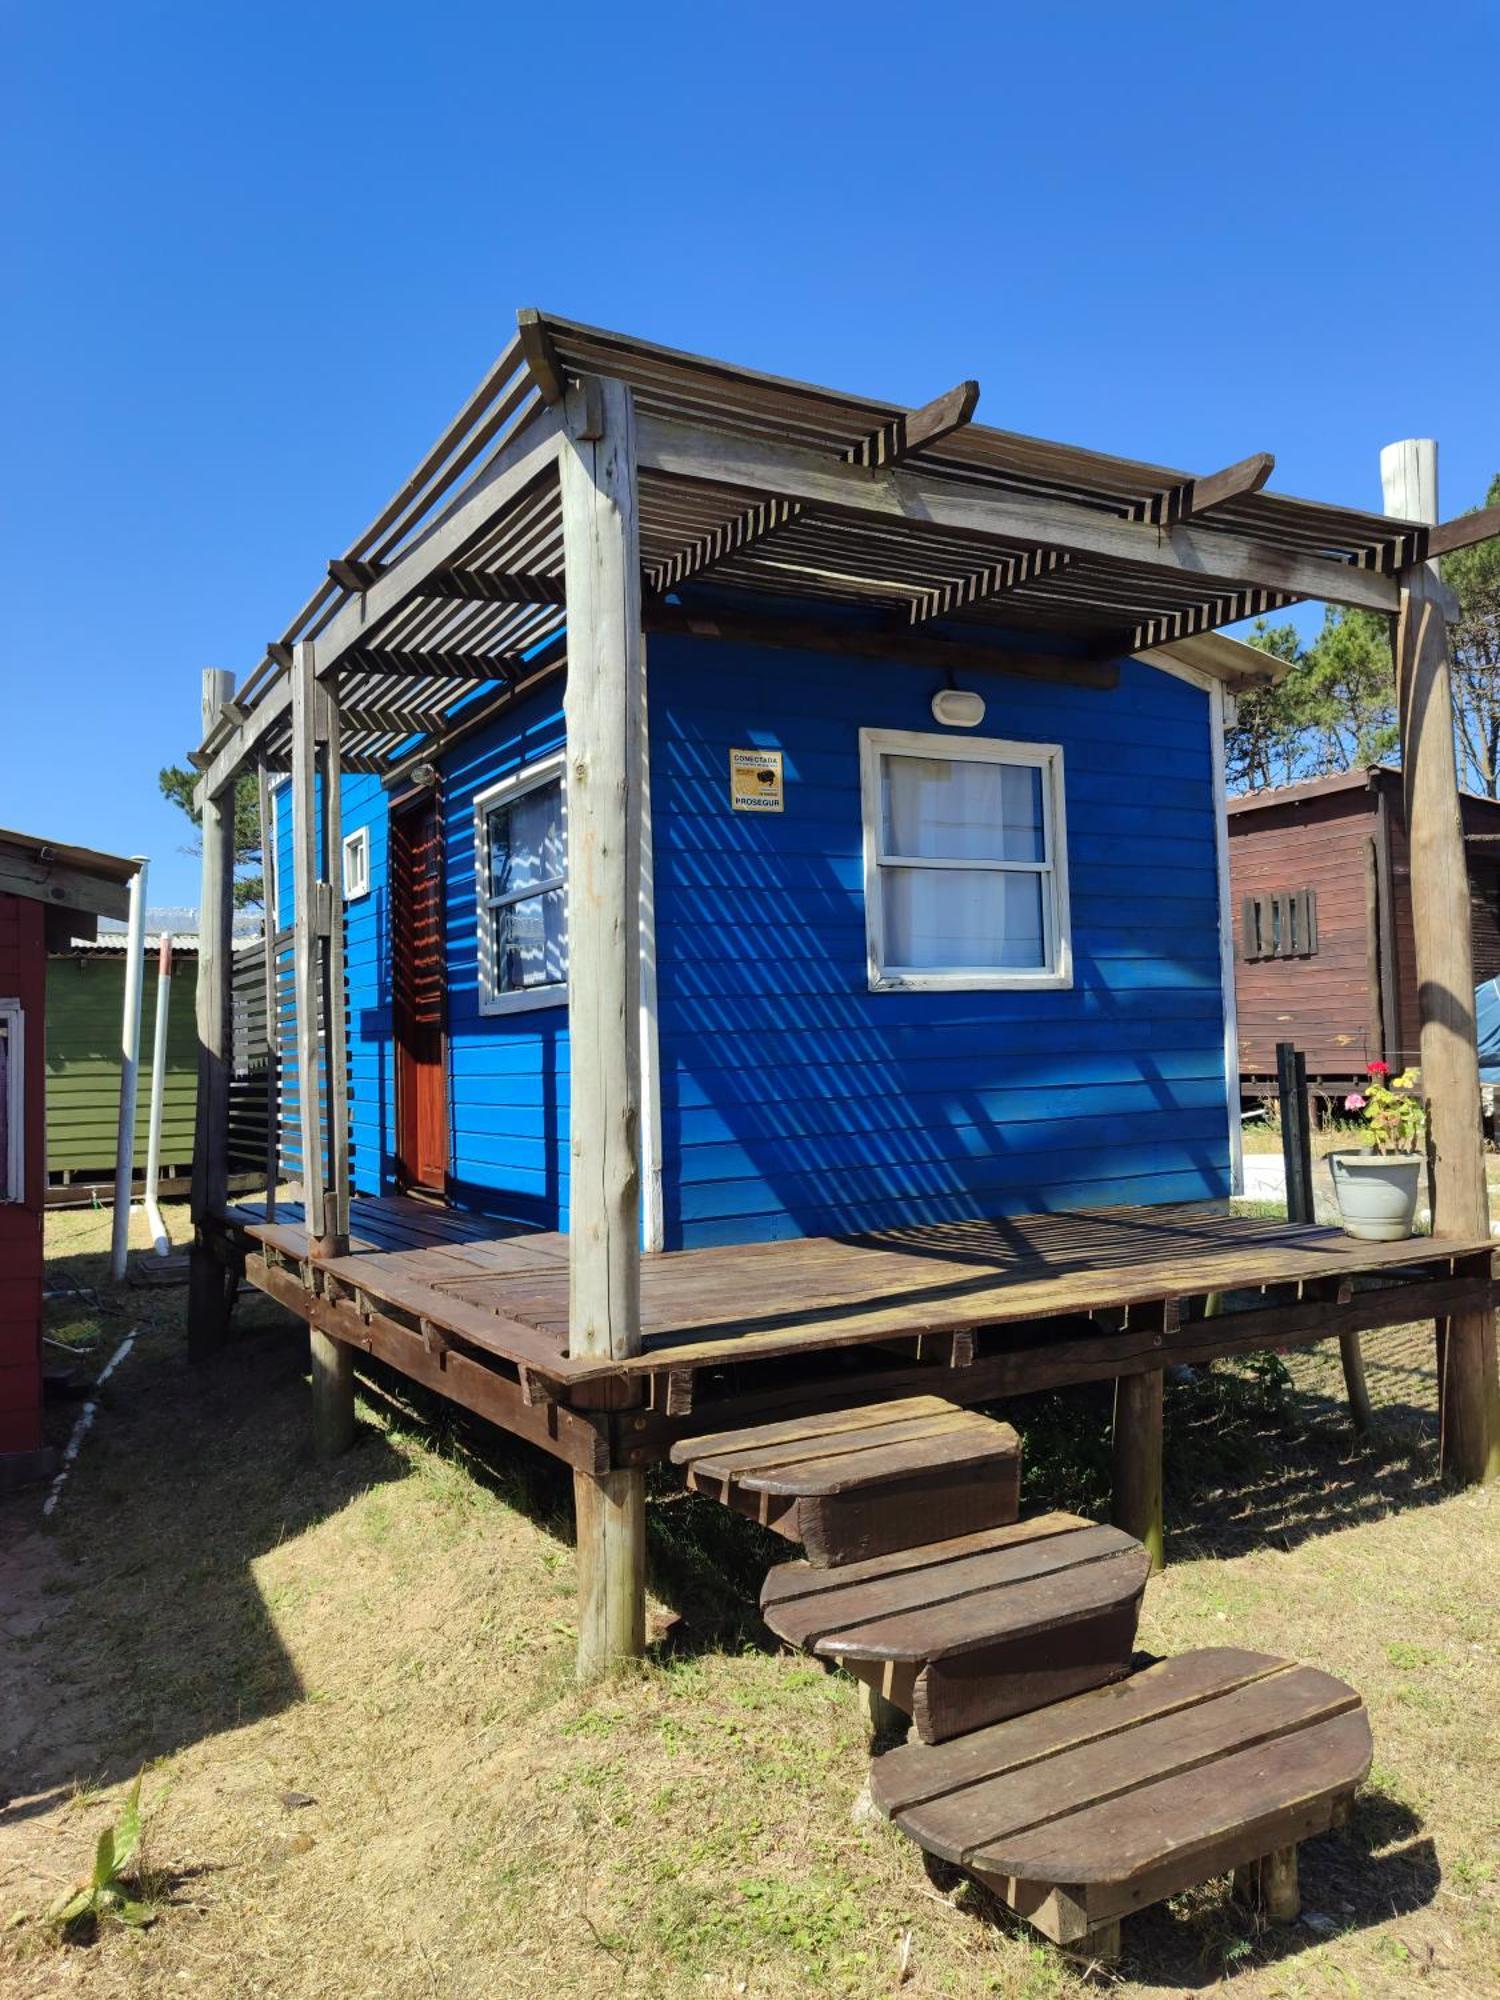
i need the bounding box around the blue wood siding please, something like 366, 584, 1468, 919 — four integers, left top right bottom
341, 774, 393, 1198
647, 634, 1231, 1248
440, 684, 570, 1228
285, 688, 570, 1221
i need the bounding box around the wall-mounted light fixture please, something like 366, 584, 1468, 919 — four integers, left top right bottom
408, 761, 439, 789
931, 687, 986, 728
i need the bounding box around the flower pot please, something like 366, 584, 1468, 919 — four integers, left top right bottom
1328, 1149, 1423, 1241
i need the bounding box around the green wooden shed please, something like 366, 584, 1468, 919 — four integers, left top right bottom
45, 942, 201, 1192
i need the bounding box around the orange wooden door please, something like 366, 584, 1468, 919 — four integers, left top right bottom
392, 798, 448, 1194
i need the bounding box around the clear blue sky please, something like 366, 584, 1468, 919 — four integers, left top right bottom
5, 0, 1498, 906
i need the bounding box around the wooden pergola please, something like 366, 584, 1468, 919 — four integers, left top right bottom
191, 311, 1500, 1676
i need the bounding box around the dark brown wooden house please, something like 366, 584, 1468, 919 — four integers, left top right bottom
1228, 766, 1500, 1093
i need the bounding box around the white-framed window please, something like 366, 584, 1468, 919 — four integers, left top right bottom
859, 729, 1073, 991
342, 826, 371, 901
474, 754, 568, 1015
0, 998, 24, 1204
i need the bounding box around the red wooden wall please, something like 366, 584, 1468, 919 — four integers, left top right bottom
0, 891, 46, 1454
1229, 786, 1380, 1080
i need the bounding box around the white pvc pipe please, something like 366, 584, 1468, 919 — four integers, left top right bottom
108, 859, 149, 1283
142, 933, 173, 1256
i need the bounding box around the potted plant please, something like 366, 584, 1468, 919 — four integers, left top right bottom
1329, 1062, 1426, 1240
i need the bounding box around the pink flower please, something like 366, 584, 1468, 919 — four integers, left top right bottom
1345, 1092, 1367, 1111
1368, 1060, 1391, 1076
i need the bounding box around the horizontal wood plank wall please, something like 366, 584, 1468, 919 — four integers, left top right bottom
1230, 777, 1500, 1086
44, 955, 201, 1174
1389, 796, 1500, 1074
0, 893, 46, 1452
1228, 788, 1378, 1080
647, 637, 1231, 1249
440, 685, 569, 1228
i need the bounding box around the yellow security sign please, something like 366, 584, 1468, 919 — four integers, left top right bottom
730, 747, 784, 812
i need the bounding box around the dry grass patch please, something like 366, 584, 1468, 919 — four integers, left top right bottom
0, 1203, 1496, 1997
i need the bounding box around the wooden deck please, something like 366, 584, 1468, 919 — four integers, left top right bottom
216, 1192, 1499, 1472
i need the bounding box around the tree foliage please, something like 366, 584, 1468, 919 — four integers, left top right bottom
157, 765, 264, 909
1443, 473, 1500, 797
1226, 472, 1500, 797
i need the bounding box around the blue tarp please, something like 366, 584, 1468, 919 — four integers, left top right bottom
1477, 979, 1500, 1083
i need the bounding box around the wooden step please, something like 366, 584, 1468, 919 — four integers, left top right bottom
870, 1648, 1372, 1959
670, 1395, 1020, 1566
762, 1512, 1148, 1741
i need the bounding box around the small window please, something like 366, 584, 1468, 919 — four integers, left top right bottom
475, 756, 568, 1015
860, 729, 1072, 990
0, 999, 23, 1204
1242, 889, 1318, 961
342, 826, 371, 901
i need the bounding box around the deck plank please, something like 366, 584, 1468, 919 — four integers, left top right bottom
221, 1192, 1494, 1394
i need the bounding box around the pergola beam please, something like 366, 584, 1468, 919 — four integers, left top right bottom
517, 307, 567, 405
328, 559, 565, 606
644, 600, 1118, 688
339, 701, 463, 736
1131, 451, 1275, 528
1130, 585, 1295, 653
908, 547, 1072, 626
194, 411, 563, 805
1427, 502, 1500, 561
344, 644, 518, 682
635, 413, 1399, 617
649, 380, 979, 594
313, 410, 564, 676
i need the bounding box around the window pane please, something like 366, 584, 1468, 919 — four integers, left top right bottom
488, 778, 564, 900
884, 867, 1046, 970
493, 886, 567, 991
882, 755, 1044, 863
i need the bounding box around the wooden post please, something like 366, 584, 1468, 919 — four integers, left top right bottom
292, 641, 355, 1455
857, 1678, 911, 1749
1280, 1041, 1371, 1429
255, 760, 280, 1223
321, 684, 352, 1250
188, 668, 238, 1360
1276, 1041, 1315, 1226
1382, 439, 1500, 1485
291, 640, 327, 1249
1112, 1367, 1164, 1571
560, 374, 647, 1678
1235, 1845, 1300, 1922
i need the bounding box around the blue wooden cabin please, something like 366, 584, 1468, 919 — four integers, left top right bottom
268, 628, 1242, 1250
191, 314, 1494, 1677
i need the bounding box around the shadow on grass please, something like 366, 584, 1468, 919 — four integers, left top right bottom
922, 1787, 1437, 1986
993, 1342, 1446, 1567
3, 1243, 412, 1831
352, 1361, 782, 1658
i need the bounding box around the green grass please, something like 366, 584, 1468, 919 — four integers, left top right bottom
2, 1202, 1498, 1999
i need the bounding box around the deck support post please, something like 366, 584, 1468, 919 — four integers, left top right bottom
1382, 440, 1500, 1485
1279, 1041, 1372, 1431
254, 757, 281, 1222
310, 1327, 356, 1457
1111, 1366, 1164, 1571
560, 374, 648, 1677
857, 1677, 911, 1749
1234, 1844, 1300, 1923
189, 667, 239, 1361
292, 642, 354, 1452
